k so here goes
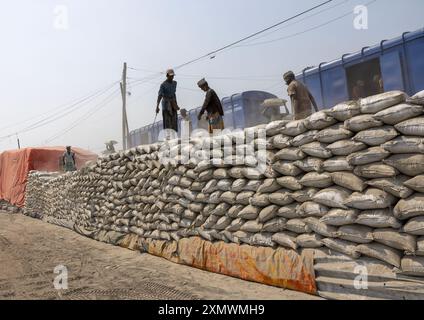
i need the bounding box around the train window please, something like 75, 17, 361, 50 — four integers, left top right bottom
346, 58, 383, 100
223, 104, 234, 129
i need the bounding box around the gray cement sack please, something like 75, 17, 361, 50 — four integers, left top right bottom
272, 134, 292, 149
258, 205, 279, 223
365, 176, 414, 199
272, 160, 303, 176
404, 175, 424, 193
394, 194, 424, 220
294, 158, 324, 173
326, 140, 367, 156
383, 154, 424, 176
401, 256, 424, 276
330, 172, 366, 192
404, 217, 424, 236
372, 228, 416, 253
353, 126, 399, 146
272, 232, 298, 250
354, 163, 399, 179
276, 176, 303, 191
382, 136, 424, 154
322, 238, 361, 259
320, 209, 358, 226
323, 157, 353, 172
360, 91, 406, 114
262, 217, 287, 232
374, 103, 423, 125
300, 172, 333, 188
395, 117, 424, 136
296, 233, 323, 248
285, 219, 312, 234
337, 225, 374, 244
305, 111, 337, 130
291, 188, 319, 203
344, 188, 397, 210
291, 130, 319, 147
344, 114, 383, 132
324, 100, 360, 122
277, 204, 301, 219
356, 243, 402, 268
300, 142, 332, 159
313, 186, 352, 209
297, 201, 329, 218
275, 148, 306, 161
304, 217, 338, 237
355, 210, 402, 229
281, 120, 308, 136
315, 124, 353, 144
347, 147, 390, 166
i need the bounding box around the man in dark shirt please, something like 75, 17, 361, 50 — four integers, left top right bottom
283, 71, 318, 120
197, 78, 224, 134
156, 69, 180, 133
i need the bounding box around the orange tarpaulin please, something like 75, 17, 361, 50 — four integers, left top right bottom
0, 147, 98, 207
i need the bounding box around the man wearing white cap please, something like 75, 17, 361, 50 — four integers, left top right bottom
197, 78, 224, 134
156, 69, 180, 132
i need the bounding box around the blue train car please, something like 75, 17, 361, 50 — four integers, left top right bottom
297, 28, 424, 109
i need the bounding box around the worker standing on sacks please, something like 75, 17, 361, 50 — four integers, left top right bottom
197, 78, 225, 134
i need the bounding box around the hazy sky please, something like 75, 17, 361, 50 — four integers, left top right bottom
0, 0, 423, 153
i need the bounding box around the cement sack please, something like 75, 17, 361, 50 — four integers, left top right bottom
413, 90, 424, 100
319, 209, 358, 226
264, 166, 283, 179
198, 229, 215, 242
211, 203, 231, 216
416, 237, 424, 256
401, 257, 424, 276
360, 90, 406, 114
330, 172, 366, 192
313, 186, 351, 209
383, 154, 424, 176
240, 220, 263, 233
199, 169, 214, 182
268, 190, 294, 206
304, 217, 338, 237
231, 179, 247, 192
404, 217, 424, 236
277, 204, 301, 219
373, 228, 416, 253
344, 114, 383, 132
353, 126, 399, 146
214, 216, 233, 230
222, 231, 241, 244
322, 157, 353, 173
257, 179, 281, 193
305, 111, 337, 130
394, 194, 424, 220
266, 120, 289, 136
213, 168, 230, 180
347, 147, 390, 166
209, 191, 224, 204
216, 179, 233, 192
281, 120, 308, 136
276, 176, 303, 191
227, 205, 245, 218
294, 158, 323, 173
242, 168, 265, 180
324, 100, 360, 122
275, 147, 306, 161
271, 134, 292, 149
228, 167, 245, 179
272, 161, 303, 176
322, 238, 361, 259
258, 205, 279, 223
337, 225, 374, 244
354, 163, 399, 179
395, 117, 424, 136
226, 218, 245, 232
296, 233, 323, 248
315, 124, 353, 144
365, 176, 414, 199
285, 219, 312, 234
326, 140, 366, 156
250, 193, 271, 207
300, 142, 332, 159
300, 172, 333, 188
243, 180, 264, 192
291, 188, 319, 203
344, 188, 397, 210
220, 191, 237, 205
262, 217, 287, 232
356, 209, 402, 229
251, 233, 276, 248
237, 205, 260, 220
374, 103, 423, 125
202, 204, 217, 217
404, 175, 424, 193
291, 130, 319, 147
297, 202, 329, 218
382, 136, 424, 154
233, 231, 254, 245
202, 215, 219, 229
271, 232, 298, 250
357, 243, 402, 268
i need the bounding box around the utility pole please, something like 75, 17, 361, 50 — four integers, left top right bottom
120, 62, 130, 150
16, 134, 20, 149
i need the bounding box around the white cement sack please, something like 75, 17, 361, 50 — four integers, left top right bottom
345, 188, 397, 210
404, 217, 424, 236
354, 164, 399, 179
216, 179, 233, 192
300, 172, 333, 188
323, 157, 353, 172
353, 126, 399, 146
271, 134, 292, 149
272, 161, 303, 176
294, 158, 324, 173
291, 188, 319, 203
272, 232, 298, 250
320, 209, 358, 226
337, 225, 374, 244
291, 130, 319, 147
344, 114, 383, 132
322, 238, 361, 259
228, 167, 245, 179
347, 147, 390, 166
300, 142, 332, 159
277, 204, 301, 219
276, 176, 303, 191
365, 176, 414, 199
374, 103, 423, 125
231, 179, 248, 192
304, 217, 338, 237
356, 209, 402, 229
242, 167, 265, 180
331, 172, 366, 192
315, 124, 353, 144
383, 154, 424, 176
324, 100, 360, 122
305, 111, 337, 130
413, 90, 424, 100
285, 219, 312, 234
262, 217, 287, 232
297, 202, 329, 218
395, 117, 424, 136
281, 120, 308, 136
268, 190, 294, 206
296, 234, 323, 248
275, 147, 306, 161
401, 256, 424, 276
356, 243, 402, 268
394, 194, 424, 220
326, 140, 367, 156
373, 228, 416, 253
382, 136, 424, 154
360, 90, 406, 114
313, 186, 351, 209
404, 176, 424, 193
266, 120, 289, 136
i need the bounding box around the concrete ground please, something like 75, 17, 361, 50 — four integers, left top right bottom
0, 211, 320, 300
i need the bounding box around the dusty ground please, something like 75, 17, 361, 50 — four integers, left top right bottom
0, 211, 320, 300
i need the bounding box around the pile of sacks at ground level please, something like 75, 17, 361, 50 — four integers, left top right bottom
24, 89, 424, 275
0, 200, 22, 213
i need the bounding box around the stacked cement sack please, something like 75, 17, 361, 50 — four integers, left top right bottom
0, 200, 21, 213
24, 90, 424, 277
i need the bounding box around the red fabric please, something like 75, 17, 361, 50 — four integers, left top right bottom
0, 147, 98, 207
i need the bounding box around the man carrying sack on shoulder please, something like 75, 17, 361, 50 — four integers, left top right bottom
197, 78, 224, 134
